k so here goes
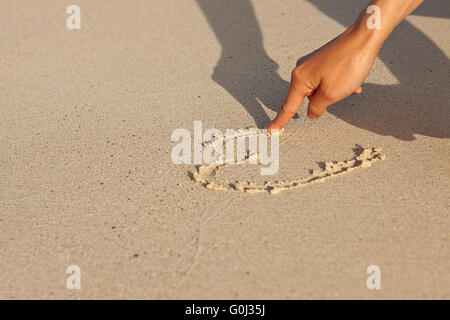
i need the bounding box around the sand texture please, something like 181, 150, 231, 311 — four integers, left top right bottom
0, 0, 449, 299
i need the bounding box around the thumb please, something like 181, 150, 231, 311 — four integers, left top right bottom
307, 90, 331, 119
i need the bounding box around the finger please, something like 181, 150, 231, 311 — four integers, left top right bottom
352, 86, 363, 95
267, 72, 307, 131
307, 90, 331, 119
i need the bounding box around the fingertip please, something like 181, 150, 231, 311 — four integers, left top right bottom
266, 122, 282, 133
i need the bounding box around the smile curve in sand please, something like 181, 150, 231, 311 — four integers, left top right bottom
190, 128, 386, 195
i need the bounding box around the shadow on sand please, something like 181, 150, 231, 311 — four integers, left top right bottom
196, 0, 449, 141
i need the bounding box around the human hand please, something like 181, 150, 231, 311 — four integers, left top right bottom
267, 25, 380, 131
267, 0, 425, 132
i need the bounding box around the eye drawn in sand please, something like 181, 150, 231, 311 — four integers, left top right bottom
190, 128, 386, 194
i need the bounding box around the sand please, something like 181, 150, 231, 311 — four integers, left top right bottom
0, 0, 449, 299
192, 128, 386, 194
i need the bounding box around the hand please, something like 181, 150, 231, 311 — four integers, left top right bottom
267, 26, 379, 131
267, 0, 425, 132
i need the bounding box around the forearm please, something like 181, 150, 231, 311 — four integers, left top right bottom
398, 0, 425, 20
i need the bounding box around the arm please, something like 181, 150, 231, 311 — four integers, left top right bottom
267, 0, 425, 131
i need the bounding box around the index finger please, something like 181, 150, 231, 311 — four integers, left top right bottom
267, 73, 307, 132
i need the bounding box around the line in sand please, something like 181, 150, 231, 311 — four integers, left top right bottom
190, 128, 386, 195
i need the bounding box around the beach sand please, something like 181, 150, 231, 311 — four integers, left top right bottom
0, 0, 449, 299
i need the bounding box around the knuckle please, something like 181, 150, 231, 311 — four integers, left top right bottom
296, 57, 305, 67
319, 88, 339, 103
281, 105, 297, 117
291, 66, 304, 80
